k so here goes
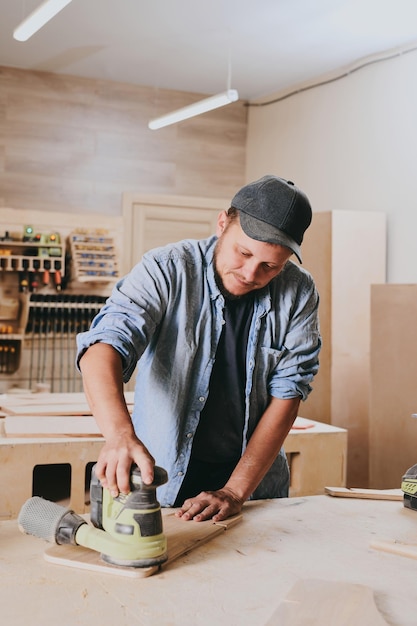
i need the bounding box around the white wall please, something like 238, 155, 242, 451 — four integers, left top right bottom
246, 47, 417, 283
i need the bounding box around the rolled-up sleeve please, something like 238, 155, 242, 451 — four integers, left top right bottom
267, 268, 321, 401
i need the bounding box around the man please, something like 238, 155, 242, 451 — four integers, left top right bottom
77, 175, 321, 522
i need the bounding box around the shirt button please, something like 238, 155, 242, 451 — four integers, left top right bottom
177, 471, 184, 477
186, 432, 193, 438
199, 396, 205, 402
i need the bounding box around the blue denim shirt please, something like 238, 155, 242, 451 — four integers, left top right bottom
76, 236, 321, 506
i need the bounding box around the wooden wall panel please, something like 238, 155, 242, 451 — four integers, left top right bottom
369, 285, 417, 488
0, 66, 247, 216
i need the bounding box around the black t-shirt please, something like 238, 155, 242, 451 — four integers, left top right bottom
174, 295, 254, 504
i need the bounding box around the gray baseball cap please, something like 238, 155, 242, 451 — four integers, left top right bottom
231, 175, 312, 263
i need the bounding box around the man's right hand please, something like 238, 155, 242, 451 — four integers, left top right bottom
94, 433, 155, 497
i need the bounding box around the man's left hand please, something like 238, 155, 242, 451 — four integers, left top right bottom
175, 487, 244, 522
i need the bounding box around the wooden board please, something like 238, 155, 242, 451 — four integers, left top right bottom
5, 414, 101, 435
0, 391, 133, 436
370, 540, 417, 560
266, 579, 389, 625
325, 487, 403, 501
44, 511, 242, 578
0, 391, 135, 415
369, 285, 417, 489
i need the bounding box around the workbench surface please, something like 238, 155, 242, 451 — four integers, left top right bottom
1, 495, 416, 625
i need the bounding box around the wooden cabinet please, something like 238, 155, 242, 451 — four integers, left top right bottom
300, 211, 386, 487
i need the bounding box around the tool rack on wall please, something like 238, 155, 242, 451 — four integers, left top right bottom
0, 229, 66, 376
0, 223, 121, 392
24, 294, 107, 392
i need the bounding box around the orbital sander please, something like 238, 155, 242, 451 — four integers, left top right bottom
18, 464, 168, 568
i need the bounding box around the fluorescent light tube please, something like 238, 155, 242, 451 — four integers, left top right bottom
148, 89, 239, 130
13, 0, 73, 42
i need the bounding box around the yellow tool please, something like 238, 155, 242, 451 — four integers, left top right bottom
18, 464, 168, 568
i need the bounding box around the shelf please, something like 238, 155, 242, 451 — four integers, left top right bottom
0, 256, 63, 273
0, 235, 64, 275
69, 230, 119, 284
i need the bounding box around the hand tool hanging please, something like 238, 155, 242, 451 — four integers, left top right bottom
54, 259, 62, 291
50, 296, 59, 392
40, 295, 51, 384
27, 294, 38, 388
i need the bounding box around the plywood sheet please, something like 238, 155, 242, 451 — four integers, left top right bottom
370, 285, 417, 488
44, 511, 242, 578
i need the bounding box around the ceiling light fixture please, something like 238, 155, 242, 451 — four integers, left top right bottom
148, 88, 239, 130
13, 0, 73, 42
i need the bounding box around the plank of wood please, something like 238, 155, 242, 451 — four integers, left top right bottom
44, 511, 242, 578
0, 391, 135, 415
370, 540, 417, 560
266, 579, 389, 626
325, 487, 403, 501
5, 414, 101, 435
3, 404, 94, 416
1, 403, 133, 417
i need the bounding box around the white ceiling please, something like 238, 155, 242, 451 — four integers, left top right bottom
1, 0, 417, 101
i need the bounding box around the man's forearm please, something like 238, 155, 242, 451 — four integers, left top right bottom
79, 342, 134, 439
79, 342, 156, 493
224, 396, 300, 501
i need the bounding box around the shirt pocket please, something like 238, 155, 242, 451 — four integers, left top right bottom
260, 346, 285, 374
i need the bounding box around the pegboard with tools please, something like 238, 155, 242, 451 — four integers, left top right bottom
0, 225, 66, 377
0, 209, 123, 392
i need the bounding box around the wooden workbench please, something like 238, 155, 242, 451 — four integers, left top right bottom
0, 393, 347, 519
1, 496, 416, 625
0, 391, 347, 519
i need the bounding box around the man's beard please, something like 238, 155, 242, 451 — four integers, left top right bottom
213, 264, 243, 300
213, 242, 256, 301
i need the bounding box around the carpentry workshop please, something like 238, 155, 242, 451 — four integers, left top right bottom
1, 2, 417, 625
